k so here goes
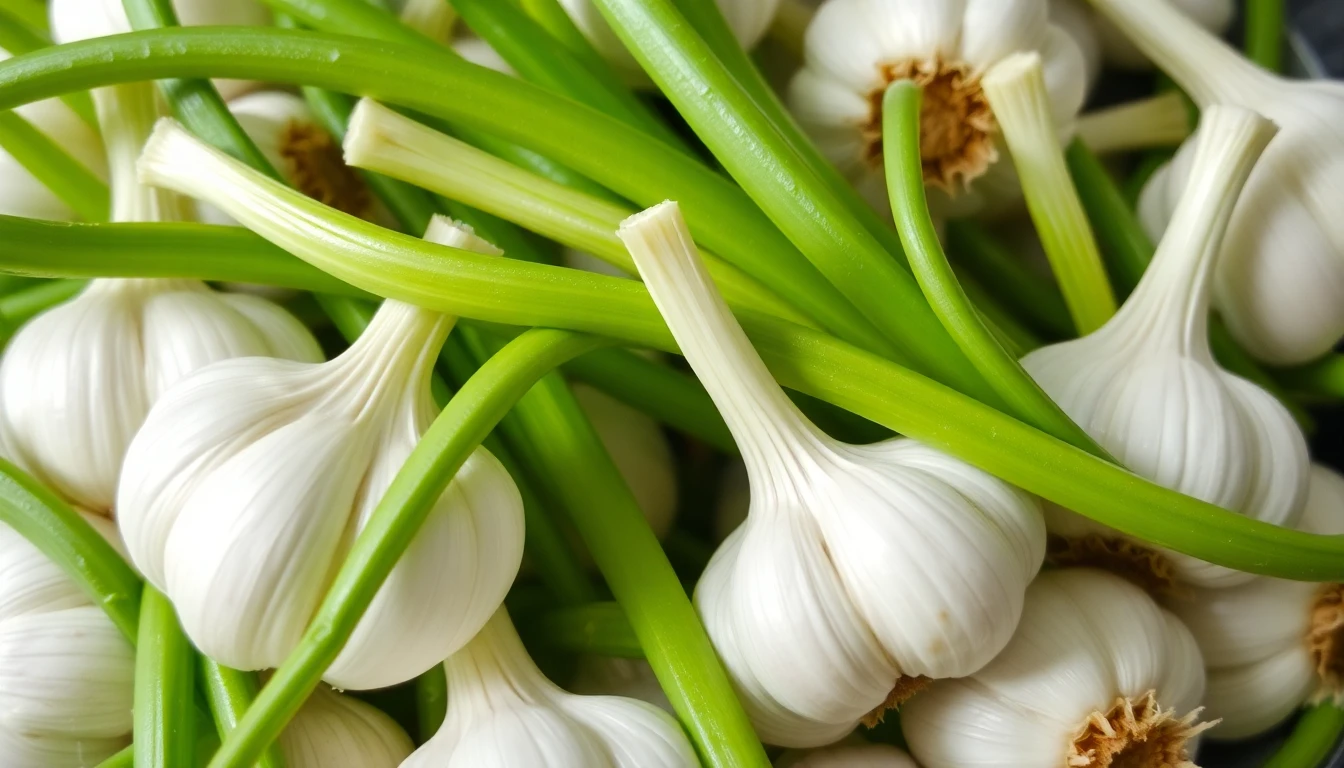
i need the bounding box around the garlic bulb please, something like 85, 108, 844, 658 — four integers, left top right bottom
280, 685, 414, 767
776, 742, 918, 768
572, 384, 678, 540
115, 219, 525, 691
569, 656, 675, 715
49, 0, 270, 100
1166, 463, 1344, 741
788, 0, 1087, 218
903, 569, 1209, 768
1103, 0, 1344, 364
1022, 106, 1310, 590
0, 516, 134, 767
1046, 0, 1101, 92
1093, 0, 1233, 71
619, 201, 1044, 747
403, 609, 698, 768
0, 49, 106, 221
558, 0, 780, 85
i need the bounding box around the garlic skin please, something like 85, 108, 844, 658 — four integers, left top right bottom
0, 49, 106, 221
403, 610, 698, 768
1093, 0, 1233, 71
904, 569, 1208, 768
572, 384, 678, 540
0, 517, 135, 767
1166, 464, 1344, 741
620, 201, 1044, 747
0, 280, 322, 514
280, 686, 414, 767
1104, 0, 1344, 364
788, 0, 1087, 219
1023, 107, 1310, 590
776, 742, 918, 768
558, 0, 780, 85
115, 225, 525, 691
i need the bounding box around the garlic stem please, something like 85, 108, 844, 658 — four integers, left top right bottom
1075, 92, 1193, 155
134, 587, 197, 768
97, 83, 192, 224
344, 99, 816, 328
982, 52, 1116, 335
1120, 106, 1278, 357
619, 202, 821, 478
1084, 0, 1274, 106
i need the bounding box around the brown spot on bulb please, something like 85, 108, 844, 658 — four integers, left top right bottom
280, 121, 372, 218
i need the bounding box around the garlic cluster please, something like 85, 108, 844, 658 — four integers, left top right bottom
789, 0, 1087, 218
115, 218, 525, 691
619, 201, 1044, 747
403, 609, 698, 767
0, 516, 134, 767
903, 569, 1208, 768
1022, 106, 1310, 590
776, 742, 918, 767
1166, 464, 1344, 741
281, 685, 414, 767
1095, 0, 1344, 364
557, 0, 780, 85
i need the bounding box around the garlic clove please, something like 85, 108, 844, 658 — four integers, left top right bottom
1201, 646, 1317, 741
1046, 0, 1101, 91
279, 686, 414, 767
0, 728, 130, 768
776, 742, 918, 767
620, 201, 1043, 746
0, 521, 93, 622
213, 292, 327, 364
572, 384, 678, 540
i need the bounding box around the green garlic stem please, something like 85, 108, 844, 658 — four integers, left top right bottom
1075, 92, 1193, 155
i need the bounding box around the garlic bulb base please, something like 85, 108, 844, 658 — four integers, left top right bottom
1068, 691, 1209, 768
1309, 584, 1344, 701
858, 676, 930, 728
1047, 534, 1177, 597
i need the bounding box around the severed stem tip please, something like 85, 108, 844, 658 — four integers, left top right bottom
423, 214, 504, 256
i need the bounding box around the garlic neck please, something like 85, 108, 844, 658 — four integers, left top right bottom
1108, 107, 1276, 358
1067, 691, 1207, 768
331, 299, 454, 420
445, 610, 558, 711
95, 83, 192, 224
617, 203, 826, 479
1085, 0, 1274, 106
1308, 583, 1344, 700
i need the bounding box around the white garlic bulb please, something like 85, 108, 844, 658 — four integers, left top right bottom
1046, 0, 1101, 92
0, 516, 134, 767
776, 742, 918, 768
0, 49, 106, 222
280, 686, 414, 767
1093, 0, 1233, 71
572, 384, 678, 540
1023, 106, 1310, 590
115, 220, 526, 691
0, 280, 322, 513
49, 0, 270, 100
903, 568, 1208, 768
1099, 0, 1344, 364
403, 609, 698, 768
557, 0, 780, 85
1166, 464, 1344, 740
569, 657, 675, 716
788, 0, 1087, 219
619, 201, 1044, 747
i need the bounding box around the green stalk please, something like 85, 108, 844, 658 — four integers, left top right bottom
135, 588, 196, 768
981, 54, 1116, 335
0, 110, 108, 221
0, 9, 97, 126
527, 602, 644, 659
518, 0, 614, 73
0, 460, 142, 641
0, 273, 39, 295
944, 222, 1073, 340
200, 660, 287, 768
0, 0, 46, 34
883, 82, 1107, 458
97, 745, 135, 768
1245, 0, 1286, 73
587, 0, 994, 399
953, 263, 1042, 355
1264, 705, 1344, 768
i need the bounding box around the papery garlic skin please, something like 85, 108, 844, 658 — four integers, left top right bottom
904, 569, 1207, 768
1093, 0, 1233, 71
116, 225, 525, 691
0, 518, 135, 767
789, 0, 1087, 218
558, 0, 780, 85
1167, 464, 1344, 740
280, 686, 414, 767
403, 610, 698, 768
776, 742, 918, 768
620, 201, 1044, 747
572, 384, 678, 540
1103, 0, 1344, 364
1023, 107, 1309, 589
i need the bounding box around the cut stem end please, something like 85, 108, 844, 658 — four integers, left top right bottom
1068, 690, 1211, 768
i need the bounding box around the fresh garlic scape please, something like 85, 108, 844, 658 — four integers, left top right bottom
557, 0, 780, 85
1094, 0, 1344, 364
776, 742, 918, 767
789, 0, 1087, 219
0, 516, 134, 767
281, 685, 414, 766
1166, 464, 1344, 741
403, 609, 699, 768
0, 83, 321, 515
115, 218, 526, 691
1022, 106, 1310, 590
619, 201, 1045, 747
903, 569, 1209, 768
